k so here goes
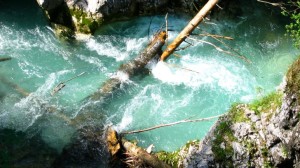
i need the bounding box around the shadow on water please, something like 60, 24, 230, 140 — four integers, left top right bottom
0, 129, 58, 168
0, 0, 47, 29
0, 127, 114, 168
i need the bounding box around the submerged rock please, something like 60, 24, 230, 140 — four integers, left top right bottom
0, 129, 58, 168
53, 126, 110, 168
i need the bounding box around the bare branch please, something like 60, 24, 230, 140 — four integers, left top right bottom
165, 13, 168, 46
165, 62, 201, 74
198, 33, 234, 40
122, 114, 224, 135
173, 53, 182, 58
51, 72, 86, 96
257, 0, 283, 7
188, 37, 250, 63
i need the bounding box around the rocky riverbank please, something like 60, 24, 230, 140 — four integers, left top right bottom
35, 0, 241, 37
156, 57, 300, 167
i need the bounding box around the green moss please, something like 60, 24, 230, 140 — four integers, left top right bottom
69, 8, 103, 34
261, 147, 269, 157
156, 150, 180, 167
245, 140, 257, 160
156, 140, 199, 167
211, 120, 236, 166
51, 23, 75, 41
249, 92, 282, 116
286, 58, 300, 104
263, 161, 273, 168
281, 145, 288, 158
228, 103, 249, 123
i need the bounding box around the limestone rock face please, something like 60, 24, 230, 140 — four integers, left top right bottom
37, 0, 231, 35
36, 0, 171, 35
36, 0, 64, 10
178, 57, 300, 167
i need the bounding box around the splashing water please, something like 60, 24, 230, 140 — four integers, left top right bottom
0, 0, 299, 158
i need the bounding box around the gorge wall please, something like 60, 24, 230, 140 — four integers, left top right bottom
35, 0, 239, 36
156, 58, 300, 167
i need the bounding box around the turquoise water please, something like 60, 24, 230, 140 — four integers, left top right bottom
0, 0, 299, 158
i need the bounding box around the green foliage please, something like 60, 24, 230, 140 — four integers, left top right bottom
228, 103, 249, 123
156, 140, 199, 167
282, 145, 288, 158
286, 58, 300, 104
263, 161, 273, 168
69, 8, 102, 34
282, 1, 300, 48
156, 150, 180, 167
249, 92, 282, 115
211, 120, 236, 166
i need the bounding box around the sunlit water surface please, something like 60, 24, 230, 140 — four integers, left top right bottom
0, 0, 299, 159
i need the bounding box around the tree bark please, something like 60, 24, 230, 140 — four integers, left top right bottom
89, 31, 166, 101
122, 138, 172, 168
160, 0, 219, 61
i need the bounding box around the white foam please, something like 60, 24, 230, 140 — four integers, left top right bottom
126, 38, 147, 53
0, 70, 71, 131
77, 54, 107, 72
151, 56, 255, 93
114, 85, 150, 132
86, 38, 127, 61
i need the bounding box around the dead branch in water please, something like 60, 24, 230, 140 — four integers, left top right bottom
122, 114, 224, 135
257, 0, 283, 7
187, 37, 250, 62
160, 0, 219, 61
0, 76, 29, 96
0, 57, 12, 62
165, 13, 168, 46
51, 72, 86, 96
198, 33, 233, 40
165, 62, 201, 74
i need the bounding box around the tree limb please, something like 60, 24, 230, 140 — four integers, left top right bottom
122, 114, 224, 135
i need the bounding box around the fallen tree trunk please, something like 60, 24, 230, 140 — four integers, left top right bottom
160, 0, 219, 61
0, 76, 29, 97
0, 57, 12, 62
66, 31, 167, 129
121, 138, 171, 168
88, 31, 166, 101
106, 128, 171, 168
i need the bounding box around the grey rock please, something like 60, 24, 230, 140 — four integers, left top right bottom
36, 0, 64, 10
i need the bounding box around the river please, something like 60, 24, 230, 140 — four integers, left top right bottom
0, 0, 299, 166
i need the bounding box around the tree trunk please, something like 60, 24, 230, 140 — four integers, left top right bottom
121, 138, 172, 168
160, 0, 219, 61
89, 31, 167, 101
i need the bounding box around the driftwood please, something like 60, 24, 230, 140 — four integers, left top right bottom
0, 57, 12, 62
160, 0, 219, 61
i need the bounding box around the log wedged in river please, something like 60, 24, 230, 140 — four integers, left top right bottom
89, 31, 167, 101
106, 127, 171, 168
121, 138, 172, 168
160, 0, 219, 61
